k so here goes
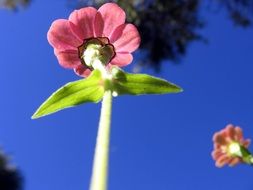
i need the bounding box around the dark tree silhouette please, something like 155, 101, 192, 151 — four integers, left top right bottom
0, 0, 30, 10
2, 0, 253, 69
218, 0, 253, 27
74, 0, 253, 70
73, 0, 203, 70
0, 149, 23, 190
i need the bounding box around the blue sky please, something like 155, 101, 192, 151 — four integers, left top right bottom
0, 1, 253, 190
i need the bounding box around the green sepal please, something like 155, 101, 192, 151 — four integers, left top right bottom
32, 70, 104, 119
111, 67, 183, 95
240, 146, 253, 165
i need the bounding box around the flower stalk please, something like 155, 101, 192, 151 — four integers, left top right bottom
86, 42, 113, 190
90, 90, 112, 190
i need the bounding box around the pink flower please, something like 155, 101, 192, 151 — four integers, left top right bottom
47, 3, 141, 77
211, 124, 251, 168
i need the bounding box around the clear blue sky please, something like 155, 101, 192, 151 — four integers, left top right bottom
0, 1, 253, 190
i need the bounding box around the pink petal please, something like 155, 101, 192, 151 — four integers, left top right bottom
47, 19, 82, 51
96, 3, 126, 37
213, 133, 226, 145
69, 7, 97, 40
111, 24, 141, 53
226, 125, 236, 140
94, 12, 104, 37
110, 52, 133, 67
216, 154, 230, 168
213, 143, 221, 149
242, 139, 251, 148
74, 64, 92, 77
211, 150, 223, 160
228, 157, 240, 166
234, 127, 243, 141
54, 49, 81, 68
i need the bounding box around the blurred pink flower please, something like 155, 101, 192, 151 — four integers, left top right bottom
47, 3, 140, 77
212, 124, 251, 168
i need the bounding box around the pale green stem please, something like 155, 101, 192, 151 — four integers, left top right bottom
89, 90, 112, 190
249, 156, 253, 165
243, 154, 253, 165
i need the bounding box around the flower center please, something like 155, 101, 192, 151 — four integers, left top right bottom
228, 142, 242, 157
78, 37, 115, 69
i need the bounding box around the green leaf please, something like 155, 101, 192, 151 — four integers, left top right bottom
32, 70, 104, 119
111, 68, 183, 95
